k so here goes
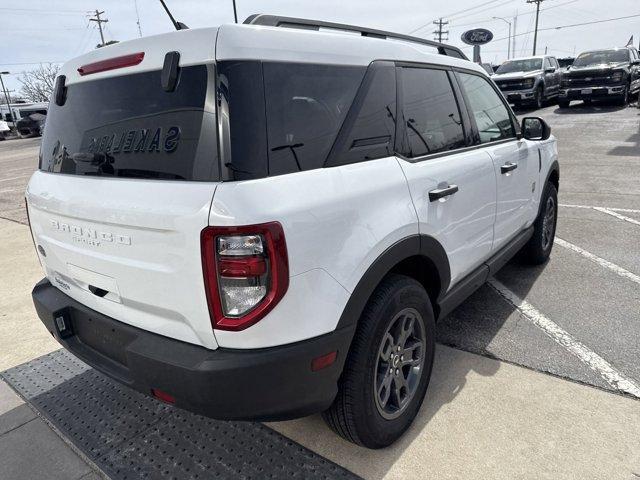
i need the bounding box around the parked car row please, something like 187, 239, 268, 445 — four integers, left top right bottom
490, 45, 640, 110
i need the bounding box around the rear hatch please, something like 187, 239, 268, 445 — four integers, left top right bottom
27, 28, 220, 349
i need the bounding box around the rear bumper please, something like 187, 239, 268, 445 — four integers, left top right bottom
32, 278, 355, 421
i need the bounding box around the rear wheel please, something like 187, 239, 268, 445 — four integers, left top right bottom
521, 182, 558, 265
323, 275, 435, 448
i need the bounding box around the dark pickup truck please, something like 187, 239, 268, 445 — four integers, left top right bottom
559, 46, 640, 107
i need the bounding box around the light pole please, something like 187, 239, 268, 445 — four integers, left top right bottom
492, 16, 512, 59
0, 71, 15, 129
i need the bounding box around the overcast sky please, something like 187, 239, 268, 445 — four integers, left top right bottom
1, 0, 639, 97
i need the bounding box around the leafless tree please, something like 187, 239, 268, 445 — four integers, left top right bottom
18, 64, 60, 103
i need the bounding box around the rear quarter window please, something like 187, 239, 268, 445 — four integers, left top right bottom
263, 63, 365, 176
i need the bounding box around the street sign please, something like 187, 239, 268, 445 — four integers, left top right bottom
461, 29, 494, 46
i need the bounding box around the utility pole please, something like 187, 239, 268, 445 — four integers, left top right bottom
0, 72, 16, 130
512, 13, 518, 58
526, 0, 544, 55
433, 18, 449, 43
89, 10, 108, 47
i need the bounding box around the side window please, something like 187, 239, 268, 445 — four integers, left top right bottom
457, 72, 516, 145
397, 67, 465, 158
263, 62, 365, 176
553, 58, 560, 69
543, 58, 551, 70
327, 62, 396, 167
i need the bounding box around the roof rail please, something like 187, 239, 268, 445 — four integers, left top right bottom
243, 14, 469, 61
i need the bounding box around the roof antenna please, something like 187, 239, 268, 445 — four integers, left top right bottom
158, 0, 188, 30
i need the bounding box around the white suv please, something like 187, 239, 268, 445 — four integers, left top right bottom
26, 15, 559, 448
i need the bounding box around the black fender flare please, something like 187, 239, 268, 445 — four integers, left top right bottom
335, 234, 450, 330
537, 159, 559, 218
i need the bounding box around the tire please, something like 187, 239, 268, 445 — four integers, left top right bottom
583, 98, 592, 105
558, 99, 570, 108
521, 182, 558, 265
534, 85, 544, 109
616, 85, 629, 106
322, 274, 436, 448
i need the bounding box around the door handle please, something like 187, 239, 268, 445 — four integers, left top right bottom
501, 162, 518, 174
429, 184, 458, 202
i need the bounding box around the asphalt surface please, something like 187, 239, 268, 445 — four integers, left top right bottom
1, 100, 638, 400
439, 100, 640, 395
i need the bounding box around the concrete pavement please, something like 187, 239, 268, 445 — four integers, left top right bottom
1, 216, 639, 479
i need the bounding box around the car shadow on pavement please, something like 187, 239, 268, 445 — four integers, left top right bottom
552, 103, 628, 114
269, 258, 549, 478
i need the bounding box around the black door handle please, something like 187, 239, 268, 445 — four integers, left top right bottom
501, 162, 518, 174
429, 184, 459, 202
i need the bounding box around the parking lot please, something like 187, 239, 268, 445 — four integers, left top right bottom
1, 100, 639, 479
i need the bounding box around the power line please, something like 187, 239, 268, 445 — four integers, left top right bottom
408, 0, 509, 34
0, 7, 87, 15
487, 12, 640, 47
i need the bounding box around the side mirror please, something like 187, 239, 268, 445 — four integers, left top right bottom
631, 59, 640, 66
545, 67, 556, 73
522, 117, 551, 141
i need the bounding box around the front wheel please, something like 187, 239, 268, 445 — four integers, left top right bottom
558, 99, 570, 109
521, 182, 558, 265
322, 275, 435, 448
534, 85, 544, 109
616, 85, 629, 106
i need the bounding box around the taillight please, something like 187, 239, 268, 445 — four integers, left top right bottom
201, 223, 289, 331
77, 52, 145, 76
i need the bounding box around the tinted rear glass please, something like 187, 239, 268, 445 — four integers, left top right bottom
264, 63, 365, 176
397, 67, 465, 157
219, 61, 365, 180
40, 65, 219, 181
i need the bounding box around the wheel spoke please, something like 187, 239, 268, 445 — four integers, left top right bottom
402, 340, 423, 366
377, 372, 393, 408
379, 333, 394, 362
398, 314, 415, 346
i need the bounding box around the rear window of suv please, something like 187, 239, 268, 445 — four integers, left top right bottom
218, 61, 366, 180
40, 65, 219, 181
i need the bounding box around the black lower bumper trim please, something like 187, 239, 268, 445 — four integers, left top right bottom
32, 278, 355, 421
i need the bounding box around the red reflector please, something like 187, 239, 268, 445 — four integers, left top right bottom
151, 388, 175, 404
311, 351, 338, 372
78, 52, 145, 76
218, 256, 267, 277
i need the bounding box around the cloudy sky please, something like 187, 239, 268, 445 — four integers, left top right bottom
1, 0, 639, 97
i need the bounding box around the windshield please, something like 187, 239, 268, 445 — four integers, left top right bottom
496, 59, 543, 74
573, 50, 629, 66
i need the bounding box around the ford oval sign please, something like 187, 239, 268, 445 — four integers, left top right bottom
461, 29, 493, 46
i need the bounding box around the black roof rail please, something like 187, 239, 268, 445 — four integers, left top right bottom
243, 14, 468, 61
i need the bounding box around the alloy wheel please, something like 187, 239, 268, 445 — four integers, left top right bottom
541, 195, 556, 251
374, 307, 426, 420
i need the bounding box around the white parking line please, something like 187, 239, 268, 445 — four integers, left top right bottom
555, 237, 640, 285
560, 203, 640, 214
592, 207, 640, 227
489, 279, 640, 398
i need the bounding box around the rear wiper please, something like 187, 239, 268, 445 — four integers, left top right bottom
271, 143, 304, 171
72, 152, 112, 166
